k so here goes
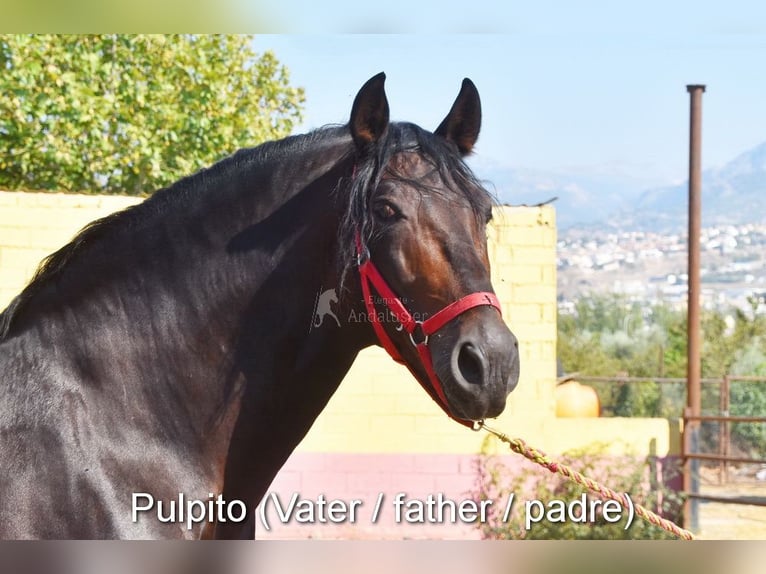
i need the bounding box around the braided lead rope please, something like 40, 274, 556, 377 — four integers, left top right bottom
479, 422, 696, 540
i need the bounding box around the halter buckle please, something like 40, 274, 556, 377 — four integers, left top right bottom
408, 322, 428, 347
354, 230, 370, 266
356, 245, 370, 266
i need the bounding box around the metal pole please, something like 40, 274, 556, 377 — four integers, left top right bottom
687, 84, 704, 420
684, 84, 705, 532
718, 377, 725, 484
722, 375, 730, 483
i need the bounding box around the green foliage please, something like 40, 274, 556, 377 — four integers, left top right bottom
0, 34, 305, 194
473, 438, 683, 539
728, 343, 766, 455
558, 293, 766, 454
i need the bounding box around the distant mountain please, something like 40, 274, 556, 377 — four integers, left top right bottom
620, 142, 766, 232
475, 140, 766, 233
477, 164, 655, 229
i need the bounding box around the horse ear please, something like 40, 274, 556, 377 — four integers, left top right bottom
434, 78, 481, 155
350, 72, 390, 149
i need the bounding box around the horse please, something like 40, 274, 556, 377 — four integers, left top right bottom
0, 73, 520, 539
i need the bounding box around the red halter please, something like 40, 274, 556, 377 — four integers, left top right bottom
356, 232, 502, 428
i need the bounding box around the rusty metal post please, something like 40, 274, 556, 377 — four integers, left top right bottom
722, 375, 730, 483
718, 377, 726, 484
684, 84, 705, 532
687, 84, 705, 423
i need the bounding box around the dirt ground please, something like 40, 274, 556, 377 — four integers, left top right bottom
694, 465, 766, 540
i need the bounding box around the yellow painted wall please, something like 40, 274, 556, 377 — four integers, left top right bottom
298, 206, 560, 454
0, 191, 678, 457
297, 205, 676, 457
0, 191, 141, 308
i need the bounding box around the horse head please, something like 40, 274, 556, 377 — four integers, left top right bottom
343, 73, 520, 422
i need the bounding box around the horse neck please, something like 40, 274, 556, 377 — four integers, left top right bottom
134, 135, 366, 436
15, 132, 368, 466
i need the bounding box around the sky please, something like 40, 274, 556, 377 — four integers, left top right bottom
252, 13, 766, 188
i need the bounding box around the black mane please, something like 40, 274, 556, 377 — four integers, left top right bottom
0, 122, 490, 339
0, 74, 520, 541
337, 121, 492, 288
0, 126, 350, 340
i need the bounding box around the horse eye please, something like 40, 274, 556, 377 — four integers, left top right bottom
373, 201, 399, 221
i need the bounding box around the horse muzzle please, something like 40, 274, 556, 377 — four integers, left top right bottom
356, 231, 519, 426
444, 309, 519, 420
438, 306, 519, 420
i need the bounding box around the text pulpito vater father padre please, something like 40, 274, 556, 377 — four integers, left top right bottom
132, 491, 635, 532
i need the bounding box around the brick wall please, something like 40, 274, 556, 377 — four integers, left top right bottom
294, 205, 559, 457
1, 192, 560, 456
0, 191, 677, 539
0, 191, 141, 308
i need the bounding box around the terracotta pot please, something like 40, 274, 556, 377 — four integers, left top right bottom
555, 380, 600, 417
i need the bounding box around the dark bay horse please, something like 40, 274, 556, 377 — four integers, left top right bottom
0, 73, 519, 539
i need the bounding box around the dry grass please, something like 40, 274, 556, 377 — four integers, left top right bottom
695, 465, 766, 540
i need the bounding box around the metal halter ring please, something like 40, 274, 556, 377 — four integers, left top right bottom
356, 246, 370, 266
408, 322, 428, 347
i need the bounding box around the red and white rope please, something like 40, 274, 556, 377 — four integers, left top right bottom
480, 422, 696, 540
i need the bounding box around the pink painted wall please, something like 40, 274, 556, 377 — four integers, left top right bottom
256, 453, 525, 539
255, 453, 682, 539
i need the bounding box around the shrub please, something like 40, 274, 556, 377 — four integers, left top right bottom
472, 437, 684, 540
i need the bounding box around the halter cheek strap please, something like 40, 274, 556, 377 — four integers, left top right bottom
356, 232, 502, 427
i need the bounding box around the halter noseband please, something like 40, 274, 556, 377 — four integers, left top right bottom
355, 232, 502, 428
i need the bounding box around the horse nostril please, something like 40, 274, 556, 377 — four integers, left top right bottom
457, 342, 484, 386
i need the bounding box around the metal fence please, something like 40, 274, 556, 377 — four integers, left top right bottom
575, 374, 766, 530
